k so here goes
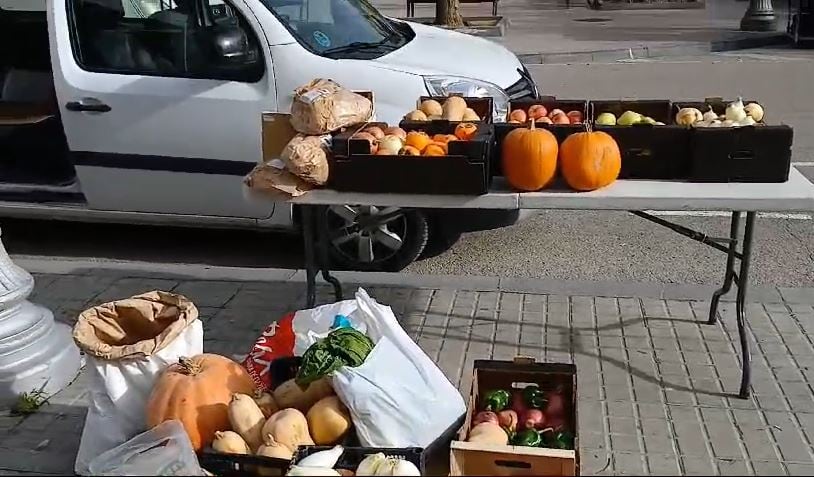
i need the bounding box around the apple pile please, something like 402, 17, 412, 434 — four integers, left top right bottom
508, 105, 583, 125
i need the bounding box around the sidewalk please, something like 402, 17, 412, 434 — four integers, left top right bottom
2, 263, 814, 475
371, 0, 791, 62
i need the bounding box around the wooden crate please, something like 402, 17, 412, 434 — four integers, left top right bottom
449, 358, 579, 476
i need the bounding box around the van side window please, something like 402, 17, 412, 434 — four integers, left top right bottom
68, 0, 264, 82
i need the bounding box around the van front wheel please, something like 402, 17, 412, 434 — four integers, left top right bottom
323, 205, 429, 272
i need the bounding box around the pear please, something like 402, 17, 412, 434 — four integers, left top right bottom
641, 116, 657, 125
617, 110, 643, 126
596, 112, 617, 126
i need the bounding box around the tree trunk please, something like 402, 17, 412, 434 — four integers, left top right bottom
435, 0, 464, 28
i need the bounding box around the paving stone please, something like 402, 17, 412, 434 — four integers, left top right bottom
612, 452, 646, 475
93, 277, 179, 303
716, 458, 751, 476
750, 460, 786, 475
646, 454, 680, 475
765, 411, 814, 462
173, 280, 241, 307
680, 455, 717, 475
786, 463, 814, 475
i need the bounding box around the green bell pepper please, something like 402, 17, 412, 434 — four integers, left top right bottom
543, 430, 575, 450
482, 389, 510, 412
522, 385, 547, 409
512, 429, 542, 447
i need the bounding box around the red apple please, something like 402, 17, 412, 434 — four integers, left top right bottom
527, 104, 548, 120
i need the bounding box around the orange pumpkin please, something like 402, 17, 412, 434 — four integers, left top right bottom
146, 354, 255, 451
501, 122, 558, 192
423, 142, 447, 156
559, 131, 621, 191
432, 133, 459, 144
405, 131, 431, 151
454, 122, 478, 140
399, 145, 421, 155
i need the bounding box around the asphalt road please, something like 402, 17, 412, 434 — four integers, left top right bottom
2, 49, 813, 287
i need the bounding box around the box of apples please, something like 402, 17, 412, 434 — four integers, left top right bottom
492, 98, 588, 177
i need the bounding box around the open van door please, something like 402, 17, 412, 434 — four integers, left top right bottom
49, 0, 277, 218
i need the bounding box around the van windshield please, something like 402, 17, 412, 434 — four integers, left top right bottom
259, 0, 412, 58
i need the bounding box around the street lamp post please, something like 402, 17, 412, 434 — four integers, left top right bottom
0, 227, 82, 407
740, 0, 778, 31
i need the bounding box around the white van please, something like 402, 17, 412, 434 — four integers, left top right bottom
0, 0, 537, 270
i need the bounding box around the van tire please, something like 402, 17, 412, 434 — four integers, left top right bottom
324, 206, 428, 272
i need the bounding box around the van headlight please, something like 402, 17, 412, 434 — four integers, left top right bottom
423, 76, 509, 122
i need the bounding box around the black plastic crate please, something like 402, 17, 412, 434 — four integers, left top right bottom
330, 122, 494, 195
293, 446, 423, 474
399, 95, 494, 130
589, 100, 690, 180
673, 99, 793, 183
199, 450, 291, 477
492, 97, 588, 177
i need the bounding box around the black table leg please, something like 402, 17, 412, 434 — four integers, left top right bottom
736, 211, 756, 399
315, 205, 344, 303
301, 205, 318, 309
709, 212, 741, 325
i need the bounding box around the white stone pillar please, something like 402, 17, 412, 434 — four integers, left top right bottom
0, 228, 82, 407
741, 0, 777, 31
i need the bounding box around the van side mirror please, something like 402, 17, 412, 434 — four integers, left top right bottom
205, 22, 263, 81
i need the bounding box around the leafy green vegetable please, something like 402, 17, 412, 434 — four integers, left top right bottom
296, 327, 374, 386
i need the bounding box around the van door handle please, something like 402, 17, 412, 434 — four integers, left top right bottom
65, 100, 111, 113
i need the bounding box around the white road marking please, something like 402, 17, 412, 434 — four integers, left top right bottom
646, 210, 812, 220
793, 162, 814, 166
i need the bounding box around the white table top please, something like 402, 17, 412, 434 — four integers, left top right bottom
288, 168, 814, 212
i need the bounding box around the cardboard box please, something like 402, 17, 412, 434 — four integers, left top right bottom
450, 358, 579, 476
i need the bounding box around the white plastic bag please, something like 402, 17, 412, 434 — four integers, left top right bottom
73, 291, 203, 475
333, 335, 465, 448
87, 420, 205, 476
294, 288, 465, 448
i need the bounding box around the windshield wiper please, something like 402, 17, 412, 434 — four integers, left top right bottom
322, 38, 395, 56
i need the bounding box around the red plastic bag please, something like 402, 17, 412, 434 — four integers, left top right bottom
242, 312, 297, 391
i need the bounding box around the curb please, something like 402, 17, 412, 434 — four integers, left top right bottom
15, 255, 813, 305
517, 33, 789, 65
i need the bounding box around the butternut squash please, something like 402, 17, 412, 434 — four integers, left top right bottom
255, 392, 280, 418
262, 408, 314, 451
228, 393, 266, 451
441, 96, 467, 121
273, 377, 333, 412
212, 431, 251, 455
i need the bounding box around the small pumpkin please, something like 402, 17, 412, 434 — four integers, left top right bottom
501, 122, 558, 192
423, 142, 447, 156
559, 130, 621, 191
432, 133, 458, 144
405, 131, 431, 151
146, 354, 255, 451
454, 122, 478, 140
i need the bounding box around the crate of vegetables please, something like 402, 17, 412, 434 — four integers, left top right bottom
449, 358, 578, 476
492, 97, 587, 177
589, 99, 691, 180
399, 95, 493, 127
330, 121, 493, 195
673, 98, 793, 183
